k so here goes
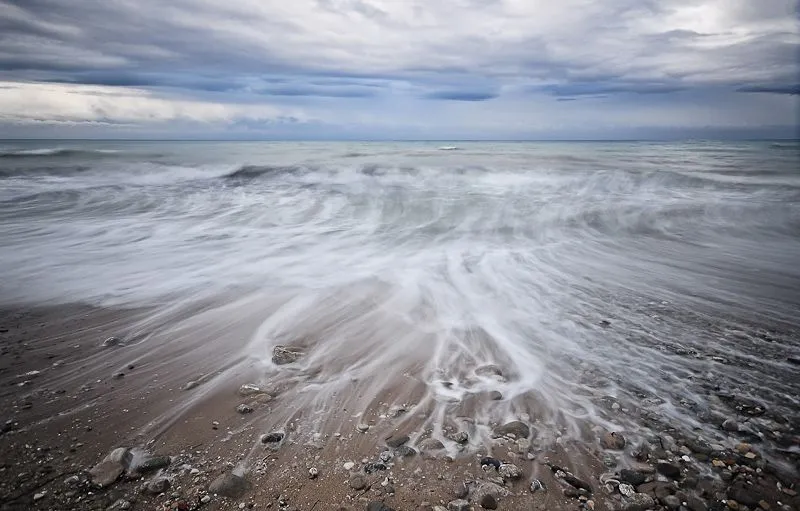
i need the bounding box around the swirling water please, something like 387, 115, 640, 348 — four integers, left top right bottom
1, 140, 799, 461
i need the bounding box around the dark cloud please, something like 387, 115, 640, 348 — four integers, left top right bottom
424, 91, 498, 101
539, 81, 687, 98
737, 84, 800, 95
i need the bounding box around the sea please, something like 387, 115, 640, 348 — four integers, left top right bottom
1, 140, 798, 457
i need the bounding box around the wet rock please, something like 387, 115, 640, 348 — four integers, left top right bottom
494, 420, 530, 438
480, 457, 502, 470
686, 495, 708, 511
656, 461, 682, 479
453, 482, 468, 499
272, 345, 303, 365
343, 462, 356, 471
473, 481, 512, 502
619, 484, 636, 497
662, 495, 681, 510
684, 438, 712, 455
260, 432, 284, 443
356, 423, 370, 433
308, 467, 319, 479
238, 383, 262, 396
788, 355, 800, 365
386, 434, 409, 448
475, 364, 504, 378
379, 450, 393, 462
601, 431, 626, 450
562, 473, 592, 493
364, 462, 388, 473
133, 455, 171, 474
419, 438, 445, 451
349, 474, 368, 490
236, 404, 253, 414
89, 447, 131, 487
102, 337, 120, 348
722, 419, 739, 432
480, 494, 498, 509
489, 391, 503, 401
145, 477, 171, 494
447, 500, 470, 511
530, 479, 545, 492
660, 435, 678, 452
451, 431, 469, 444
209, 472, 251, 498
394, 445, 417, 457
499, 463, 523, 480
727, 482, 764, 507
620, 469, 648, 486
623, 493, 656, 511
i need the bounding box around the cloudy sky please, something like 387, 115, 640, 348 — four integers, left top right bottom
0, 0, 798, 139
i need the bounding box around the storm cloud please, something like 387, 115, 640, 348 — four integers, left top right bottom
0, 0, 797, 138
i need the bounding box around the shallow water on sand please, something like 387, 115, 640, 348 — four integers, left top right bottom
1, 140, 799, 463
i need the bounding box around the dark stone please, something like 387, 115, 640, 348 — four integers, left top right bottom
638, 481, 676, 500
623, 493, 656, 511
385, 435, 410, 448
480, 494, 498, 509
662, 495, 682, 510
686, 495, 708, 511
260, 432, 284, 443
453, 482, 468, 499
209, 473, 251, 498
349, 474, 368, 490
419, 438, 445, 451
89, 447, 132, 488
447, 499, 470, 511
620, 469, 648, 486
364, 462, 388, 473
722, 419, 739, 432
490, 391, 503, 400
494, 420, 530, 438
656, 461, 682, 479
475, 364, 504, 378
727, 482, 764, 507
393, 446, 417, 457
145, 477, 171, 494
135, 456, 171, 474
480, 457, 501, 470
562, 473, 592, 493
685, 438, 713, 455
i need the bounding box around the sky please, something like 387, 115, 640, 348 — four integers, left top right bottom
0, 0, 798, 139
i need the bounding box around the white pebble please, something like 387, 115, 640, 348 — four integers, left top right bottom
343, 462, 355, 471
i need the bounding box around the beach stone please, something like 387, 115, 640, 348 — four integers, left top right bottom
102, 337, 120, 347
480, 457, 501, 470
686, 495, 708, 511
209, 473, 251, 498
236, 404, 253, 414
494, 420, 530, 438
260, 432, 284, 443
394, 445, 417, 457
451, 431, 469, 444
722, 419, 739, 432
447, 499, 470, 511
145, 477, 171, 494
685, 438, 712, 455
619, 484, 636, 497
480, 494, 498, 509
530, 479, 545, 492
499, 463, 523, 480
660, 435, 678, 452
472, 481, 512, 502
89, 447, 131, 487
343, 462, 356, 471
356, 423, 370, 433
308, 467, 319, 479
601, 431, 626, 450
656, 461, 682, 479
386, 434, 409, 448
349, 474, 368, 490
475, 364, 504, 378
133, 455, 171, 474
623, 493, 656, 511
489, 391, 503, 400
661, 495, 681, 510
727, 482, 764, 507
364, 462, 387, 473
272, 345, 303, 365
620, 469, 648, 486
238, 383, 261, 396
419, 438, 445, 451
453, 482, 468, 499
562, 473, 592, 493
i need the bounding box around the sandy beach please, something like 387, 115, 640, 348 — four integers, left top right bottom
1, 302, 797, 511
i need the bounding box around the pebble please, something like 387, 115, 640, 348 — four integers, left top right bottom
145, 477, 171, 494
480, 494, 498, 509
200, 495, 211, 504
238, 383, 262, 396
419, 438, 445, 451
236, 404, 253, 414
480, 457, 501, 470
499, 463, 523, 480
494, 420, 530, 438
619, 483, 636, 497
208, 472, 251, 498
344, 462, 356, 471
308, 467, 318, 479
101, 337, 120, 347
623, 493, 656, 511
272, 345, 303, 365
260, 432, 285, 443
386, 434, 410, 448
619, 469, 647, 486
447, 499, 470, 511
601, 431, 626, 450
662, 495, 681, 510
88, 447, 131, 487
451, 431, 469, 444
530, 479, 545, 492
394, 445, 417, 457
453, 481, 468, 499
356, 423, 370, 433
349, 474, 367, 490
33, 491, 46, 501
656, 461, 681, 479
722, 418, 739, 432
489, 391, 503, 400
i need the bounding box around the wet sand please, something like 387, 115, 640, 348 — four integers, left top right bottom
0, 304, 798, 511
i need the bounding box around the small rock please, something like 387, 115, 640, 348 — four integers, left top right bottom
236, 404, 253, 414
343, 462, 356, 471
134, 455, 171, 474
102, 337, 120, 347
489, 391, 503, 401
601, 431, 626, 450
145, 477, 171, 494
419, 438, 445, 451
661, 495, 681, 510
209, 472, 251, 498
238, 383, 262, 396
272, 345, 303, 365
89, 447, 131, 487
727, 500, 740, 510
619, 484, 636, 497
349, 474, 367, 490
619, 469, 647, 486
494, 420, 530, 438
530, 479, 545, 492
656, 461, 681, 479
623, 493, 655, 511
480, 457, 502, 470
480, 494, 498, 509
33, 491, 46, 501
394, 445, 417, 457
475, 364, 504, 378
64, 475, 80, 486
260, 432, 284, 443
451, 431, 469, 444
453, 482, 468, 499
727, 481, 764, 507
447, 499, 470, 511
473, 481, 512, 502
309, 467, 318, 479
686, 495, 708, 511
356, 423, 370, 433
200, 496, 211, 504
386, 435, 409, 448
722, 419, 739, 432
499, 463, 523, 480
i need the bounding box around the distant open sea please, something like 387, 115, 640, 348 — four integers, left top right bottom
1, 139, 799, 449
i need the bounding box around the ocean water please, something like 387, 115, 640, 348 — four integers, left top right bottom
1, 140, 799, 459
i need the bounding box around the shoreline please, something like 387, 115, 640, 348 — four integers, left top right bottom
0, 303, 797, 511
